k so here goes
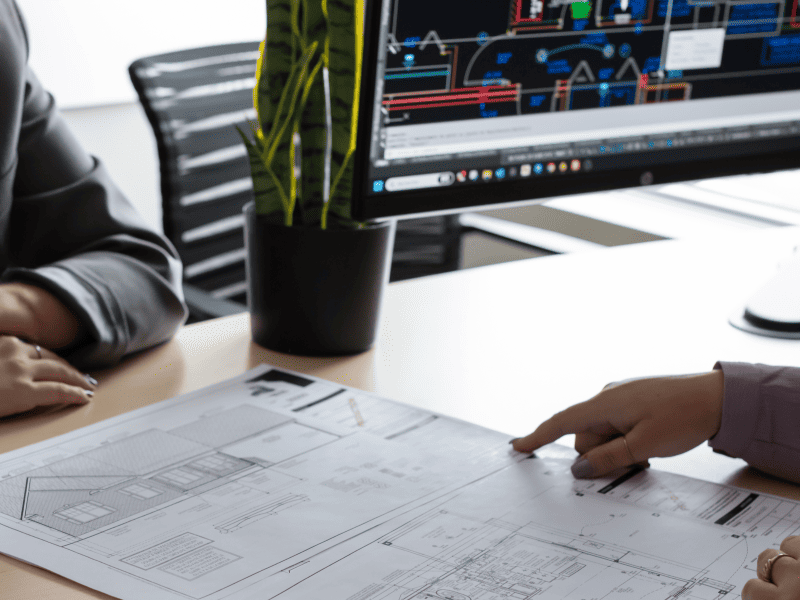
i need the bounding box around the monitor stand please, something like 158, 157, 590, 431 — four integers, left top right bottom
729, 248, 800, 339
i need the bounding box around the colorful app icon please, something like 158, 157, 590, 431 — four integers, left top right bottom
373, 180, 385, 192
534, 163, 544, 174
469, 169, 479, 181
456, 170, 467, 182
559, 161, 568, 172
520, 164, 532, 177
482, 169, 493, 181
571, 159, 581, 172
495, 167, 506, 179
546, 162, 557, 173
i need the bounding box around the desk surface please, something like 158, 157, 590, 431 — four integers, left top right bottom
2, 226, 800, 599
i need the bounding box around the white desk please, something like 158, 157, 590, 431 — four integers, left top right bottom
2, 225, 799, 599
373, 225, 800, 483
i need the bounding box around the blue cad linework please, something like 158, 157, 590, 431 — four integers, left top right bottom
380, 0, 800, 127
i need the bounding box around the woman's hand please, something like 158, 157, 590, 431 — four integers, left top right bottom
0, 282, 81, 349
745, 536, 800, 599
511, 371, 725, 478
0, 336, 94, 418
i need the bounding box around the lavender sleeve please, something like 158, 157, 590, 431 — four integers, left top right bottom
709, 362, 800, 483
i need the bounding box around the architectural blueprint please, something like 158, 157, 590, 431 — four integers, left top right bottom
0, 364, 798, 599
257, 458, 797, 600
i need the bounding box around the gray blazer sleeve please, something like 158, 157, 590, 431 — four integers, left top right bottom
709, 362, 800, 483
2, 1, 187, 368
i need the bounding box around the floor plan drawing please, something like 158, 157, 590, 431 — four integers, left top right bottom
267, 456, 800, 600
1, 365, 797, 600
364, 505, 739, 600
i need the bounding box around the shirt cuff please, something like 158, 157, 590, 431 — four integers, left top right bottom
708, 361, 763, 460
3, 263, 124, 367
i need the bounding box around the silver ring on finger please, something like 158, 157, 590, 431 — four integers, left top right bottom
763, 551, 791, 583
34, 344, 43, 359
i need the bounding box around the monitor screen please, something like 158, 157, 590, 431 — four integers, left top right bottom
352, 0, 800, 220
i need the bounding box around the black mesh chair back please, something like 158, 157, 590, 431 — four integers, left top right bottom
129, 42, 462, 316
129, 42, 260, 307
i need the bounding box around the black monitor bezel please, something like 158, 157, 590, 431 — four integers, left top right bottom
351, 0, 800, 222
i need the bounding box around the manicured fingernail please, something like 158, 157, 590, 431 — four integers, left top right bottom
508, 438, 519, 445
571, 457, 594, 479
84, 390, 94, 398
84, 374, 98, 386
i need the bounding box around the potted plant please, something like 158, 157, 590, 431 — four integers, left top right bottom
237, 0, 394, 356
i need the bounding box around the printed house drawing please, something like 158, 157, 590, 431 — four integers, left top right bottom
0, 402, 324, 539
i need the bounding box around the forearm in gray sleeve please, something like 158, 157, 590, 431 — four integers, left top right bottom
7, 61, 187, 367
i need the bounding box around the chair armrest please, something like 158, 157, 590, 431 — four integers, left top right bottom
183, 284, 246, 323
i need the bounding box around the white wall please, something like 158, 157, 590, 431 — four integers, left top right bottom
16, 0, 266, 108
62, 103, 164, 233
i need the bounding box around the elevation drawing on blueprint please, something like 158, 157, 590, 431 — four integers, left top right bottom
0, 365, 513, 600
0, 364, 797, 600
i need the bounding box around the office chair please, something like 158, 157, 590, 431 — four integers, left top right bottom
129, 42, 462, 322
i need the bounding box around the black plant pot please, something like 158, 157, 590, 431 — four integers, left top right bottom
244, 202, 395, 355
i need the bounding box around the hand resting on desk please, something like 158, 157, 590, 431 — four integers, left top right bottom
0, 284, 95, 417
0, 336, 95, 417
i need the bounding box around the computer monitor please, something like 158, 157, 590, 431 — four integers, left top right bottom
351, 0, 800, 222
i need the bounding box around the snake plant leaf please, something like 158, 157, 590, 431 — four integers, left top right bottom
264, 41, 319, 196
253, 40, 264, 123
265, 41, 318, 164
257, 0, 293, 136
254, 40, 318, 224
245, 0, 365, 226
293, 0, 329, 225
236, 126, 286, 223
290, 56, 325, 225
250, 0, 297, 216
321, 0, 364, 224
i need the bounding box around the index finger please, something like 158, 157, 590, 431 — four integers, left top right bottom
512, 397, 613, 453
741, 577, 778, 600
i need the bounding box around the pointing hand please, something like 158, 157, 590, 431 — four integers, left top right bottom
511, 371, 724, 479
